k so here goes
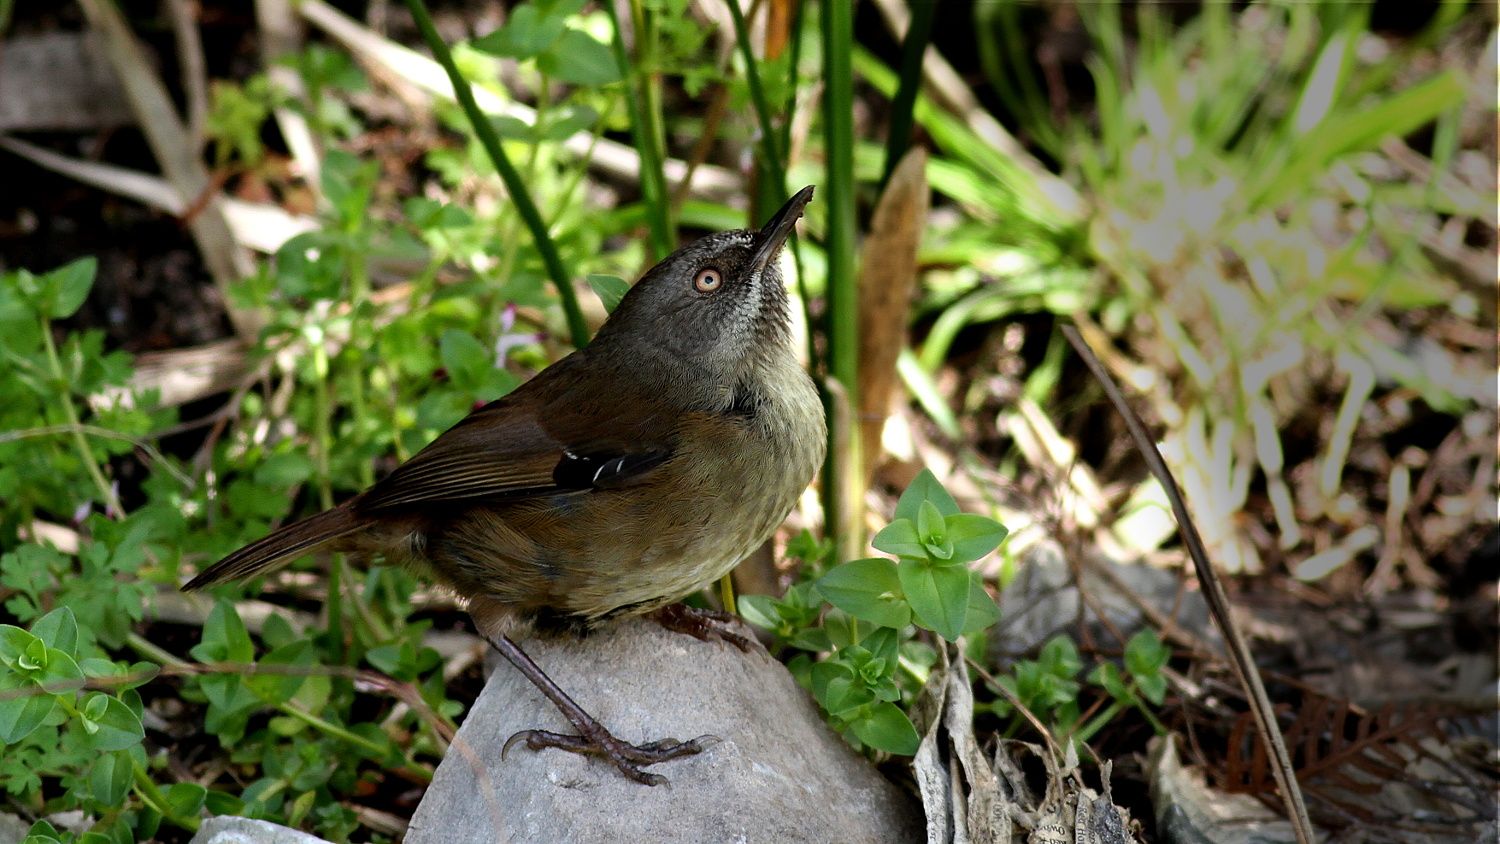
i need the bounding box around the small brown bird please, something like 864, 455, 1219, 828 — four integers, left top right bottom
185, 187, 825, 784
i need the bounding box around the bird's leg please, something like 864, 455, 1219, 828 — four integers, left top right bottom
647, 603, 758, 652
484, 634, 716, 786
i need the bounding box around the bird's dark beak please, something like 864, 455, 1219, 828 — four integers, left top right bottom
750, 185, 815, 274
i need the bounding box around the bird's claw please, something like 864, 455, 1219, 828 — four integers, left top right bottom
502, 727, 719, 786
649, 604, 759, 652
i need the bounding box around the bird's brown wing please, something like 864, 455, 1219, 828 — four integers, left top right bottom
355, 356, 676, 512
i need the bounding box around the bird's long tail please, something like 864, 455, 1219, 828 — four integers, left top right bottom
183, 505, 361, 590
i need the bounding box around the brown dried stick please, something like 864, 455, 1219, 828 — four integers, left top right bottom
1061, 324, 1315, 844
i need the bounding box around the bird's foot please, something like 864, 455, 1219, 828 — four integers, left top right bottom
648, 603, 758, 652
503, 726, 718, 786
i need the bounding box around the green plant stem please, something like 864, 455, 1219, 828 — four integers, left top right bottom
402, 0, 589, 348
38, 321, 124, 516
724, 0, 815, 377
0, 423, 194, 488
106, 646, 202, 831
633, 0, 671, 241
309, 342, 345, 662
725, 0, 784, 178
779, 0, 805, 167
717, 573, 737, 615
277, 701, 404, 767
1073, 698, 1124, 746
311, 343, 334, 512
780, 0, 816, 377
345, 227, 375, 489
127, 632, 180, 667
133, 766, 201, 832
298, 50, 329, 148
528, 71, 553, 182
547, 98, 616, 228
127, 633, 433, 783
1133, 696, 1168, 735
606, 0, 673, 261
882, 0, 934, 185
821, 0, 860, 560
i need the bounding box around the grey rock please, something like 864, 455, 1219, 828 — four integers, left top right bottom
1148, 737, 1298, 844
996, 540, 1216, 657
0, 812, 29, 844
409, 617, 922, 843
188, 817, 333, 844
0, 33, 133, 131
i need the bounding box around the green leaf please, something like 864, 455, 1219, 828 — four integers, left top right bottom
1039, 636, 1081, 677
365, 644, 404, 677
118, 661, 160, 691
786, 529, 834, 566
817, 558, 910, 628
250, 640, 313, 704
45, 257, 98, 318
90, 749, 133, 806
586, 274, 630, 313
1088, 662, 1130, 701
850, 702, 920, 755
1252, 70, 1465, 210
893, 468, 960, 521
960, 573, 1001, 635
261, 613, 297, 649
871, 518, 925, 559
1125, 629, 1168, 669
536, 103, 600, 141
79, 693, 144, 751
321, 150, 378, 225
0, 675, 55, 744
204, 789, 245, 816
1289, 29, 1352, 137
190, 602, 254, 664
1136, 672, 1167, 706
253, 452, 315, 488
735, 595, 781, 631
23, 820, 62, 844
945, 514, 1009, 563
860, 627, 900, 667
82, 691, 108, 722
165, 782, 208, 818
823, 611, 859, 649
439, 329, 493, 389
80, 657, 118, 678
787, 627, 832, 652
30, 607, 78, 657
916, 500, 954, 560
537, 0, 588, 16
0, 625, 37, 665
539, 29, 622, 86
18, 638, 46, 672
898, 561, 970, 642
404, 197, 474, 230
916, 500, 941, 542
808, 659, 852, 706
38, 648, 82, 694
820, 674, 874, 716
471, 5, 566, 59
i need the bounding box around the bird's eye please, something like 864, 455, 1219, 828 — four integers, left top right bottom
693, 267, 723, 293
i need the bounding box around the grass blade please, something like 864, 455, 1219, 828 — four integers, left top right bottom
609, 0, 674, 260
402, 0, 589, 348
881, 0, 933, 186
822, 0, 860, 558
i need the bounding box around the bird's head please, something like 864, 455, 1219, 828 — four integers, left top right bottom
596, 186, 813, 380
